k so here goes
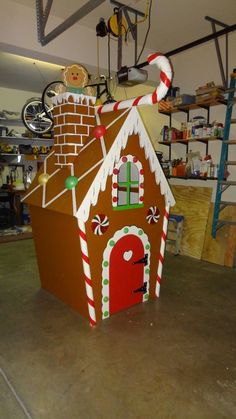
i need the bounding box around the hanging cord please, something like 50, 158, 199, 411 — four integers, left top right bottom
133, 0, 150, 25
33, 61, 48, 84
108, 32, 111, 80
96, 36, 100, 78
107, 32, 114, 98
136, 0, 153, 64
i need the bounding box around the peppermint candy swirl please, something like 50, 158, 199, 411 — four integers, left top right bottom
91, 214, 109, 235
146, 206, 160, 224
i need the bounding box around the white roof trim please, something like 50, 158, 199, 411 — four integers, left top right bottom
76, 107, 175, 223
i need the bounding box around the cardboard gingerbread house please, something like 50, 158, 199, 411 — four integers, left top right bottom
23, 53, 175, 326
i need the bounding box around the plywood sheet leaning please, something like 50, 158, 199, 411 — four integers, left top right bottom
202, 205, 236, 267
170, 186, 212, 259
202, 203, 229, 266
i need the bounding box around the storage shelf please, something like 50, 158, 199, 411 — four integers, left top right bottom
0, 118, 23, 126
0, 136, 53, 146
158, 97, 225, 168
0, 231, 33, 243
158, 98, 227, 115
158, 136, 222, 146
0, 153, 48, 157
0, 136, 53, 141
167, 175, 218, 181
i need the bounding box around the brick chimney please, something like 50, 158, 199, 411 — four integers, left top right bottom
52, 93, 96, 167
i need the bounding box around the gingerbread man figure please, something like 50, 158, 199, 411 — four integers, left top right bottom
63, 63, 94, 95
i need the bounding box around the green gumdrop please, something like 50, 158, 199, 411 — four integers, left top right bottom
65, 176, 79, 190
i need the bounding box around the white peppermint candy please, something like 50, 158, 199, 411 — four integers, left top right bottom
91, 214, 109, 235
146, 206, 160, 224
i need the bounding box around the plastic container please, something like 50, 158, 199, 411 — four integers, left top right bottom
195, 124, 203, 138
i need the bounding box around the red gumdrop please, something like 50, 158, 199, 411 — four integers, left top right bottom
93, 124, 106, 139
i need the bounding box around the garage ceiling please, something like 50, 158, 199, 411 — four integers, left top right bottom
1, 0, 236, 92
13, 0, 236, 51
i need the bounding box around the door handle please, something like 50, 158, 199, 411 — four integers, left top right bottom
133, 282, 147, 294
133, 253, 148, 266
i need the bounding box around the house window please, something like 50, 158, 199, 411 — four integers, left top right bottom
112, 155, 144, 210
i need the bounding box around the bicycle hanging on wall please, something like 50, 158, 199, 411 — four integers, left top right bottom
21, 97, 53, 135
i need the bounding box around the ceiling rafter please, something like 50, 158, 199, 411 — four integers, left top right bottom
36, 0, 106, 46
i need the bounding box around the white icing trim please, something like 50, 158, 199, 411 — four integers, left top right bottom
102, 225, 151, 319
78, 159, 104, 182
43, 188, 67, 208
21, 183, 41, 202
52, 92, 96, 106
77, 107, 175, 222
78, 108, 130, 156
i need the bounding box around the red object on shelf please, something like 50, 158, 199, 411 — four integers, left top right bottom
176, 162, 186, 177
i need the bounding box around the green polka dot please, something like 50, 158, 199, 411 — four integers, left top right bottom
103, 279, 109, 285
144, 293, 149, 300
145, 268, 150, 274
138, 229, 143, 235
103, 296, 109, 303
103, 311, 109, 317
103, 261, 109, 267
145, 244, 150, 250
109, 240, 115, 247
65, 176, 79, 190
123, 227, 129, 233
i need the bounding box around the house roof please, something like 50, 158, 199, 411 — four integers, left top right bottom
23, 105, 175, 221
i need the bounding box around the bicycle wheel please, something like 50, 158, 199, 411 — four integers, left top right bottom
21, 98, 53, 135
42, 81, 65, 121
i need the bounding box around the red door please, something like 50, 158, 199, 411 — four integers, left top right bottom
109, 234, 146, 314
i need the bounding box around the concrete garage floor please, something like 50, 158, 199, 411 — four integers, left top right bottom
0, 240, 236, 419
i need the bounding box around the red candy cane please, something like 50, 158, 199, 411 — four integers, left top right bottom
97, 53, 172, 114
78, 220, 97, 326
156, 205, 170, 297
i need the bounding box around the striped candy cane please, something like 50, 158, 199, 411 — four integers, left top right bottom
97, 52, 172, 115
78, 220, 97, 326
156, 204, 170, 297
